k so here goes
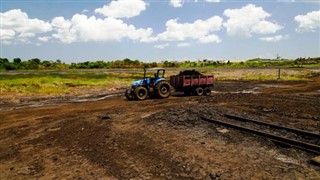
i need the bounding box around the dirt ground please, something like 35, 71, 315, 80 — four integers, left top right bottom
1, 79, 320, 179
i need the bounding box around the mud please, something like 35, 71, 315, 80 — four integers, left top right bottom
0, 80, 320, 179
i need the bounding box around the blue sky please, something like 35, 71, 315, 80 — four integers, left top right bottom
1, 0, 319, 63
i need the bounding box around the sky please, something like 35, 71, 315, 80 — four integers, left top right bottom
1, 0, 319, 63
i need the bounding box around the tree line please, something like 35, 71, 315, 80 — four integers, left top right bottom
0, 57, 319, 71
0, 58, 169, 70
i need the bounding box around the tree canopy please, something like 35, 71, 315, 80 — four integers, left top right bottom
0, 57, 319, 71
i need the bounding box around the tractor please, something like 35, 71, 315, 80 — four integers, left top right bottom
125, 68, 171, 100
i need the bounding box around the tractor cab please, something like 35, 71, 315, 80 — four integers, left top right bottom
148, 68, 165, 86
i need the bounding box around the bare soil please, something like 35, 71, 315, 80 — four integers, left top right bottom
1, 79, 320, 179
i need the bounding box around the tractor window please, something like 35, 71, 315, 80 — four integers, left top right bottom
157, 70, 165, 78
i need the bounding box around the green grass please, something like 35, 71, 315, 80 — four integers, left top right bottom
0, 72, 139, 96
1, 69, 318, 99
242, 74, 309, 81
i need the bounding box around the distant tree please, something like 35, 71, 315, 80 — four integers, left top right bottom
4, 63, 16, 70
123, 58, 132, 66
27, 59, 40, 69
151, 62, 158, 67
42, 60, 52, 67
0, 58, 9, 63
13, 58, 22, 64
163, 60, 169, 67
30, 58, 41, 64
56, 59, 62, 64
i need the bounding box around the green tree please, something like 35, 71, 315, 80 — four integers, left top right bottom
13, 58, 21, 64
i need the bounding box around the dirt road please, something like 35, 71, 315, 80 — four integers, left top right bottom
1, 80, 320, 179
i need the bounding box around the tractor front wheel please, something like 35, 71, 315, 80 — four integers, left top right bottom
125, 89, 135, 100
134, 86, 148, 100
155, 81, 171, 98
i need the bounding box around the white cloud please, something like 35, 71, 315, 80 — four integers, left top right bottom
157, 16, 223, 43
294, 10, 320, 32
51, 17, 77, 44
95, 0, 146, 18
82, 9, 89, 13
0, 9, 52, 44
154, 43, 169, 49
0, 29, 15, 40
259, 35, 289, 42
177, 43, 190, 47
51, 14, 154, 44
38, 36, 51, 42
199, 34, 221, 43
223, 4, 282, 37
170, 0, 183, 8
205, 0, 221, 2
278, 0, 320, 3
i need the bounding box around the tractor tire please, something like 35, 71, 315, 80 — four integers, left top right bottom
125, 89, 135, 100
134, 86, 148, 100
203, 87, 211, 96
155, 81, 171, 98
194, 87, 204, 96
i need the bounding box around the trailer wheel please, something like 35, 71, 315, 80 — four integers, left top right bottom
155, 81, 171, 98
125, 89, 135, 100
134, 86, 148, 100
203, 87, 211, 96
194, 87, 204, 96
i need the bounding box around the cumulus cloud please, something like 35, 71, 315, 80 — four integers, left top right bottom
95, 0, 146, 18
38, 36, 51, 42
82, 9, 89, 13
51, 14, 154, 44
154, 43, 169, 49
177, 43, 190, 47
294, 10, 320, 32
259, 35, 289, 42
0, 9, 52, 44
170, 0, 184, 8
51, 17, 77, 44
278, 0, 320, 2
205, 0, 221, 2
157, 16, 223, 43
223, 4, 282, 37
199, 34, 221, 43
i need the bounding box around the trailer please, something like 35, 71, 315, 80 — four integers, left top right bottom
170, 70, 214, 96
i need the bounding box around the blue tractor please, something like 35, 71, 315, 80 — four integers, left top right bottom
125, 68, 171, 100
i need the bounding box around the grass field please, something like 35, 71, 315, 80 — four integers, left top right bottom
0, 68, 319, 101
0, 72, 138, 98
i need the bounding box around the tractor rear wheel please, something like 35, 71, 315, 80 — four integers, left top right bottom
194, 87, 204, 96
134, 86, 148, 100
203, 87, 211, 96
155, 81, 171, 98
125, 89, 135, 100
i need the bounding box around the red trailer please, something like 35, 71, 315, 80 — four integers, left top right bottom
170, 70, 214, 96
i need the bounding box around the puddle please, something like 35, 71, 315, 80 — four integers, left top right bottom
212, 87, 261, 94
71, 94, 117, 102
0, 91, 123, 111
